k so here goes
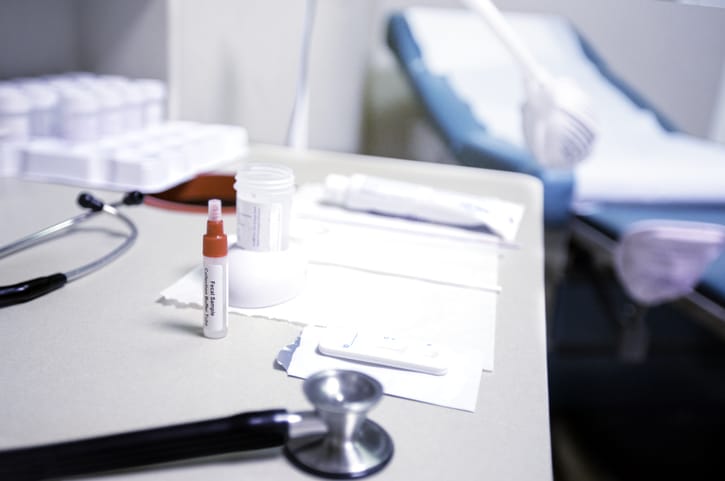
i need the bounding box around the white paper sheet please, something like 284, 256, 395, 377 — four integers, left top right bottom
160, 183, 503, 410
161, 260, 499, 335
276, 326, 489, 412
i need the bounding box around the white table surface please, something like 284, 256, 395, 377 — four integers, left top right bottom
0, 144, 551, 480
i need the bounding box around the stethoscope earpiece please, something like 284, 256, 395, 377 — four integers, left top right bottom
123, 191, 145, 206
77, 192, 105, 211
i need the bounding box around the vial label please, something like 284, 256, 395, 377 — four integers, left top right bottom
203, 264, 226, 334
237, 199, 283, 251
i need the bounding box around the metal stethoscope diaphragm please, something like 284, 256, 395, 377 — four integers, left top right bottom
0, 191, 144, 308
0, 369, 394, 480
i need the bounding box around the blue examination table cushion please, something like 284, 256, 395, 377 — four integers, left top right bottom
387, 7, 725, 226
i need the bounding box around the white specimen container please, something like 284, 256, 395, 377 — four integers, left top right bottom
18, 81, 59, 137
0, 83, 30, 176
57, 88, 100, 143
0, 84, 31, 140
136, 79, 166, 127
234, 162, 295, 252
101, 76, 144, 133
229, 162, 304, 309
90, 84, 125, 138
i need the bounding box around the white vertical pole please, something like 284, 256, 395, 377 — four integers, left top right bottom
709, 59, 725, 143
286, 0, 317, 150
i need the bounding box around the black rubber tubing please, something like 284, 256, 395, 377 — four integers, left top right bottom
0, 273, 67, 308
0, 409, 289, 480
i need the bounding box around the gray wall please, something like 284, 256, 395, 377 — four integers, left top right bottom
167, 0, 373, 152
0, 0, 167, 81
0, 0, 79, 78
77, 0, 168, 81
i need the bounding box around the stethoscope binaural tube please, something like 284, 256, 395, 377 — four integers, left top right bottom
0, 191, 143, 308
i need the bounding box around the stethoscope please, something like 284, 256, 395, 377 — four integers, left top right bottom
0, 191, 144, 308
0, 369, 394, 479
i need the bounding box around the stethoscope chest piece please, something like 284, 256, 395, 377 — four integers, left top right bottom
285, 370, 394, 479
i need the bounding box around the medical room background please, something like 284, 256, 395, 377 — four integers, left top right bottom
2, 1, 725, 481
1, 0, 724, 159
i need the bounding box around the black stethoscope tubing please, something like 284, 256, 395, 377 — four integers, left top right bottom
0, 191, 143, 308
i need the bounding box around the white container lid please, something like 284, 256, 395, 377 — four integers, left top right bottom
100, 76, 144, 105
98, 75, 127, 84
59, 88, 99, 114
74, 76, 103, 90
67, 71, 97, 82
89, 84, 124, 109
0, 84, 30, 114
18, 82, 59, 110
45, 78, 81, 93
235, 162, 295, 196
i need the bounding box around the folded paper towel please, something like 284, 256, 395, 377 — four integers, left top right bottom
160, 183, 505, 410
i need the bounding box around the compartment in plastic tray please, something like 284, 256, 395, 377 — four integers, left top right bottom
2, 121, 247, 193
